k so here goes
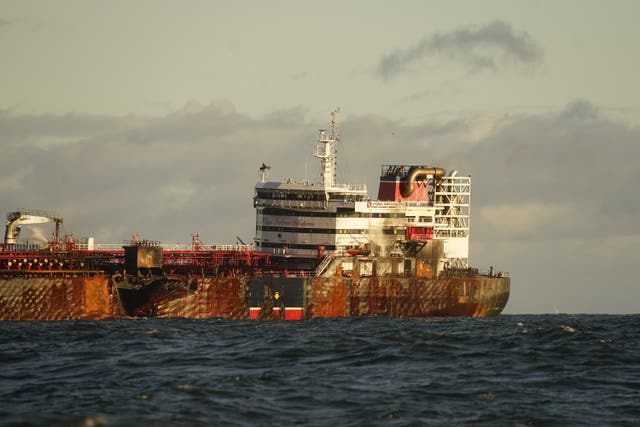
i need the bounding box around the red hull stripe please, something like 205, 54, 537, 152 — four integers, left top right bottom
249, 307, 303, 320
283, 307, 303, 320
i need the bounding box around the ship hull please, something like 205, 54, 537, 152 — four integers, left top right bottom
0, 276, 509, 320
0, 277, 120, 320
248, 276, 509, 319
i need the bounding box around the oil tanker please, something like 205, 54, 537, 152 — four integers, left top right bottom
0, 110, 509, 320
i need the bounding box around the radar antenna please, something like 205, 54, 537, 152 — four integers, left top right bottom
315, 108, 340, 187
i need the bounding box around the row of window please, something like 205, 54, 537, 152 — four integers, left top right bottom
260, 207, 406, 219
261, 207, 334, 217
258, 241, 337, 250
406, 216, 434, 223
258, 226, 367, 235
256, 191, 325, 201
256, 191, 367, 203
328, 194, 366, 202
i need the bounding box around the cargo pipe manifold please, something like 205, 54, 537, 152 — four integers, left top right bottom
400, 167, 446, 198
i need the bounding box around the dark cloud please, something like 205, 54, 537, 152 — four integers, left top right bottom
465, 100, 639, 220
377, 20, 544, 79
0, 103, 312, 245
558, 99, 599, 121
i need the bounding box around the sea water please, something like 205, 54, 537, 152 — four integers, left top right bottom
1, 315, 638, 426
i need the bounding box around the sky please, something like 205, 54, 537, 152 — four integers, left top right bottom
1, 1, 639, 314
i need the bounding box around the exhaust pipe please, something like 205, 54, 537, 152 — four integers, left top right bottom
400, 167, 446, 197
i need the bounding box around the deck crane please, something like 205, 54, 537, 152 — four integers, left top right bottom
3, 210, 63, 245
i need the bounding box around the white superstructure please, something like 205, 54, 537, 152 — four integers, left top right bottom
253, 110, 470, 274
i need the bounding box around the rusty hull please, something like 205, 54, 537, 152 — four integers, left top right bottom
0, 277, 119, 320
150, 278, 249, 319
306, 276, 510, 318
144, 275, 509, 319
0, 275, 509, 320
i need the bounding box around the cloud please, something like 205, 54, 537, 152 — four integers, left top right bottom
377, 20, 544, 79
465, 100, 640, 237
559, 99, 599, 121
479, 202, 577, 238
0, 110, 127, 147
0, 101, 312, 244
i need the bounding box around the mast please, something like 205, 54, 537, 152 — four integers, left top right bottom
315, 108, 339, 188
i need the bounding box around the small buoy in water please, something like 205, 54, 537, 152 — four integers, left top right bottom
516, 322, 524, 328
562, 325, 576, 333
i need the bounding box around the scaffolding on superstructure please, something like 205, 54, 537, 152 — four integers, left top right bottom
434, 175, 470, 239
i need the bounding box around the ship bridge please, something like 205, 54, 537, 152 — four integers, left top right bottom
252, 110, 471, 273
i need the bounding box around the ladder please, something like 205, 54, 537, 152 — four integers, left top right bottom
315, 255, 333, 277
